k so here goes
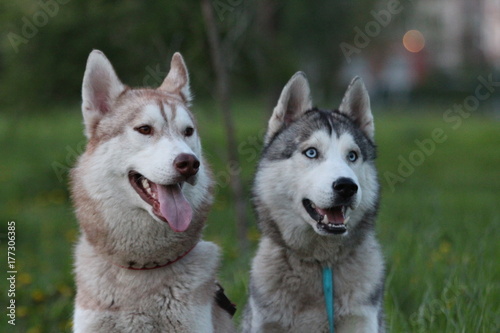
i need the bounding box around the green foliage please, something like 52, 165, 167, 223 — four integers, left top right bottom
0, 0, 390, 111
376, 111, 499, 332
1, 1, 209, 107
0, 101, 498, 332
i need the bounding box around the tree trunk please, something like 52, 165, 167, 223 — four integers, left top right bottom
201, 0, 248, 253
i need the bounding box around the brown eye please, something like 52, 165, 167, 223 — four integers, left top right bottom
135, 125, 153, 135
184, 127, 194, 137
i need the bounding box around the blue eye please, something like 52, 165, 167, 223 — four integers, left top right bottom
347, 151, 358, 162
304, 148, 318, 159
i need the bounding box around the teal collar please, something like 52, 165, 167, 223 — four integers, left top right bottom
322, 267, 334, 333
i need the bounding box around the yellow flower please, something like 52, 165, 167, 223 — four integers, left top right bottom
32, 289, 45, 302
60, 319, 73, 331
439, 241, 451, 255
27, 327, 41, 333
18, 273, 33, 286
57, 284, 73, 297
247, 228, 260, 242
17, 306, 28, 317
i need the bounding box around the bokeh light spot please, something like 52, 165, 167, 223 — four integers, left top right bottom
403, 30, 425, 53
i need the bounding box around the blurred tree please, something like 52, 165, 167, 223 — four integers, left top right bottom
201, 0, 249, 252
0, 0, 210, 109
0, 0, 381, 110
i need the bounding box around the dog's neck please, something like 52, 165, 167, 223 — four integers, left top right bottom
114, 243, 197, 270
260, 217, 341, 264
260, 214, 375, 265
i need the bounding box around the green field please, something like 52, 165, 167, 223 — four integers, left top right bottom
0, 101, 498, 332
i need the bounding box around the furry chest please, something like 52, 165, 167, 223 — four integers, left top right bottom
75, 276, 216, 332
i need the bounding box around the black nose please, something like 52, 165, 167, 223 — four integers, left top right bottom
174, 153, 200, 178
333, 177, 358, 198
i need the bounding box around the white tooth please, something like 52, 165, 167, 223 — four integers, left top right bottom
311, 203, 316, 209
142, 178, 149, 188
344, 216, 350, 225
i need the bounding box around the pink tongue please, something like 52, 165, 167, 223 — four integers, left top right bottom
318, 208, 344, 224
157, 184, 193, 232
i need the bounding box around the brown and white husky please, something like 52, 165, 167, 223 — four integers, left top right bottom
71, 50, 235, 333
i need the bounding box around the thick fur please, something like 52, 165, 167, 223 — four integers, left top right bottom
242, 73, 385, 333
71, 50, 234, 332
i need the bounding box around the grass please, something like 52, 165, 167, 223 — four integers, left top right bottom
0, 100, 498, 332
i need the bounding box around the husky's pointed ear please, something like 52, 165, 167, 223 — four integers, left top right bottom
81, 50, 125, 139
339, 77, 374, 140
159, 52, 191, 104
266, 72, 312, 143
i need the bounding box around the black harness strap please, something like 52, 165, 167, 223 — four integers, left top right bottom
215, 283, 236, 317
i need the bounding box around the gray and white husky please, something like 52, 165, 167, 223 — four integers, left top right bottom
71, 50, 235, 332
242, 73, 385, 332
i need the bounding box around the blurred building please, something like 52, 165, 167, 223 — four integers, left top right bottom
481, 0, 500, 68
341, 0, 500, 104
410, 0, 500, 72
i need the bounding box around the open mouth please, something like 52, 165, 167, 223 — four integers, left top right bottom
128, 171, 192, 232
302, 199, 350, 235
